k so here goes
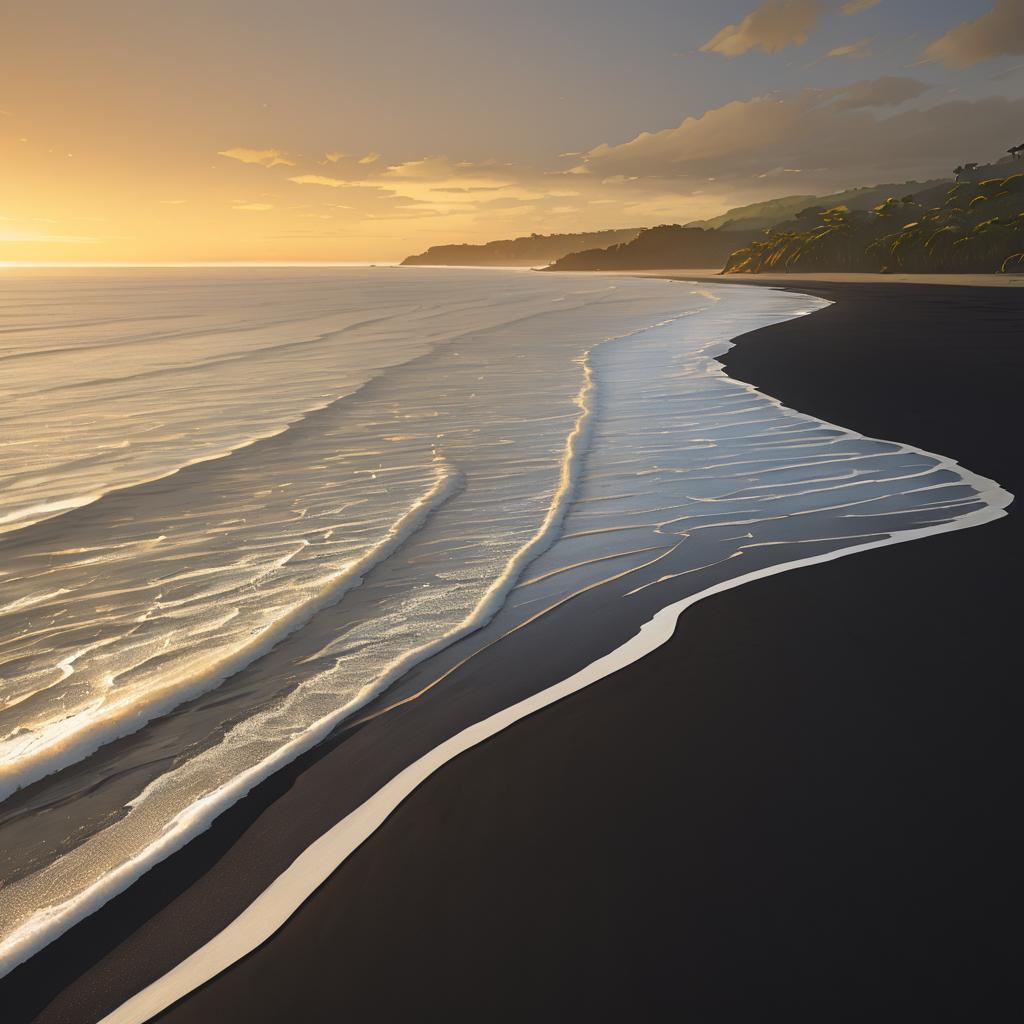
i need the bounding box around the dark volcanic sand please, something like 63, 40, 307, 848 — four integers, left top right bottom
5, 282, 1021, 1022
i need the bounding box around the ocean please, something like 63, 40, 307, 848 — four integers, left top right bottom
0, 267, 1009, 977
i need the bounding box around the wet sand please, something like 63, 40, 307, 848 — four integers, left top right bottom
637, 268, 1024, 288
5, 281, 1021, 1022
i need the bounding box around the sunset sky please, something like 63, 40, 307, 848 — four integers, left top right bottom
2, 0, 1023, 263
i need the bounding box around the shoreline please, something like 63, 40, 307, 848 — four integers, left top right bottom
619, 268, 1024, 288
104, 449, 1010, 1023
0, 279, 775, 981
4, 279, 1021, 1021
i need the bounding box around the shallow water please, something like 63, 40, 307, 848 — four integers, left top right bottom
0, 268, 1007, 975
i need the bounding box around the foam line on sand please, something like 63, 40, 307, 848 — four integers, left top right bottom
102, 450, 1009, 1024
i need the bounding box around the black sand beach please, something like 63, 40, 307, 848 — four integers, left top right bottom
5, 281, 1021, 1022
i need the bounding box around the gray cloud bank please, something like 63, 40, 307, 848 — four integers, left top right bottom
575, 80, 1022, 193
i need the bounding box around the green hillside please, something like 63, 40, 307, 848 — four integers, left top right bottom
544, 225, 760, 271
687, 180, 949, 232
724, 170, 1024, 275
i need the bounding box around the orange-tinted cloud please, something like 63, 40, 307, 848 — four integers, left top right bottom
289, 174, 352, 187
826, 38, 871, 59
925, 1, 1024, 68
218, 148, 295, 168
576, 82, 1014, 187
701, 0, 824, 57
840, 0, 881, 14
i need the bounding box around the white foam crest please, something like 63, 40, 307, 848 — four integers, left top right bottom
97, 456, 1010, 1024
0, 364, 595, 975
0, 588, 72, 616
0, 301, 705, 979
0, 462, 462, 802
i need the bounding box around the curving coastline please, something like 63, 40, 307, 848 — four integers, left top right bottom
3, 279, 1020, 1022
103, 469, 1009, 1024
99, 282, 1013, 1023
0, 283, 723, 975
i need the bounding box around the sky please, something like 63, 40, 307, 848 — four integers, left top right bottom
2, 0, 1023, 263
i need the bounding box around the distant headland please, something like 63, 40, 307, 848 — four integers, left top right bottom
400, 229, 642, 267
401, 150, 1024, 277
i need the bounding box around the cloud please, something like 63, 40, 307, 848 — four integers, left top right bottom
429, 185, 507, 193
579, 95, 818, 175
757, 166, 804, 179
324, 151, 347, 163
826, 38, 871, 59
232, 202, 274, 211
830, 75, 929, 109
381, 156, 505, 180
377, 157, 551, 200
700, 0, 824, 57
289, 174, 362, 188
574, 83, 1019, 192
284, 153, 685, 232
840, 0, 881, 13
158, 199, 187, 205
284, 152, 655, 231
217, 147, 295, 168
924, 1, 1024, 68
358, 152, 381, 164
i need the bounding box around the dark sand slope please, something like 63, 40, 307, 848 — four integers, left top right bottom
7, 283, 1022, 1022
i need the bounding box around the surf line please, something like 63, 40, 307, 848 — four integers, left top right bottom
102, 451, 1009, 1024
0, 302, 716, 985
0, 461, 464, 805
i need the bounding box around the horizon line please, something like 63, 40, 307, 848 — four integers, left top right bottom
0, 261, 403, 270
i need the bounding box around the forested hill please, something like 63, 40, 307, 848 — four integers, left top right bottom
686, 178, 949, 232
401, 228, 641, 266
543, 225, 761, 271
402, 157, 1024, 275
724, 169, 1024, 275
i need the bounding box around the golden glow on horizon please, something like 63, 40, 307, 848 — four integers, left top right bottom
2, 4, 1018, 264
0, 262, 402, 269
0, 30, 727, 266
0, 129, 725, 264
